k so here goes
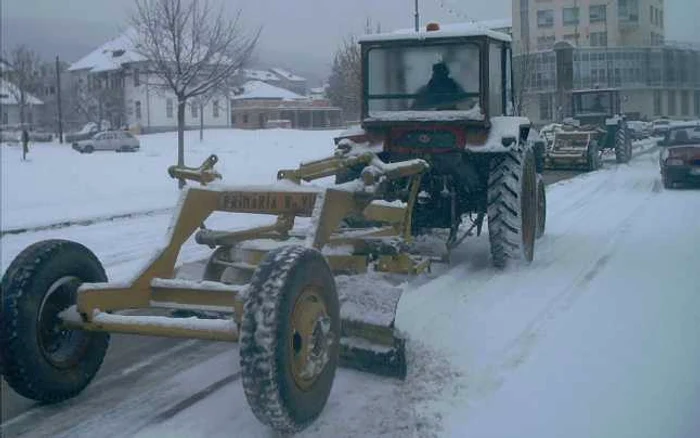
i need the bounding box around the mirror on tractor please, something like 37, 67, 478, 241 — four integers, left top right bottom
358, 23, 514, 126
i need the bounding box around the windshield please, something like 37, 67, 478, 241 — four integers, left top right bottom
664, 127, 700, 145
573, 92, 613, 115
366, 43, 481, 117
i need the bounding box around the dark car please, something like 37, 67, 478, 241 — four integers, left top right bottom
659, 125, 700, 188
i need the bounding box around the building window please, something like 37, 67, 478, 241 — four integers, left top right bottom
135, 101, 142, 120
618, 0, 639, 22
563, 33, 579, 44
539, 94, 552, 121
2, 112, 7, 125
681, 91, 690, 116
243, 113, 249, 124
653, 91, 662, 115
695, 91, 700, 115
590, 5, 607, 23
668, 91, 676, 116
536, 35, 556, 51
650, 6, 654, 25
166, 98, 173, 118
134, 69, 140, 87
258, 113, 265, 127
563, 7, 579, 26
659, 10, 663, 28
191, 102, 198, 118
590, 32, 608, 47
212, 100, 220, 118
537, 10, 554, 28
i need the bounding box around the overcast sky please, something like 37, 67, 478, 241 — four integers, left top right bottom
3, 0, 699, 70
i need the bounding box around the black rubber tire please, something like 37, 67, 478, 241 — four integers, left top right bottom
487, 145, 538, 268
0, 239, 110, 403
240, 245, 340, 434
615, 123, 631, 164
662, 173, 674, 189
536, 174, 546, 240
587, 141, 601, 171
84, 145, 94, 154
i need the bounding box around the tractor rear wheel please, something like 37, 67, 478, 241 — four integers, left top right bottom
487, 146, 538, 268
240, 245, 340, 434
615, 123, 632, 164
0, 240, 110, 403
536, 174, 546, 239
587, 141, 601, 171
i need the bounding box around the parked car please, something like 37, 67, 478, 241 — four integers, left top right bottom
658, 124, 700, 188
652, 118, 672, 137
72, 130, 140, 153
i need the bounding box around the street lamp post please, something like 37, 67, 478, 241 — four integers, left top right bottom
414, 0, 420, 32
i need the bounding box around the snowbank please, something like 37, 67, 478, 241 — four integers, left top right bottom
1, 128, 342, 231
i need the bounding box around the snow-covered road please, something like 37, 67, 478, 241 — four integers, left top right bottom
397, 151, 700, 438
3, 134, 698, 437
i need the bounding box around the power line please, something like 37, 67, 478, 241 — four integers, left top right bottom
432, 0, 479, 23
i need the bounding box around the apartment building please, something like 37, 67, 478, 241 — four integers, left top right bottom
513, 0, 665, 53
510, 0, 699, 124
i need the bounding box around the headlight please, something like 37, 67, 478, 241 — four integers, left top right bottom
666, 158, 684, 166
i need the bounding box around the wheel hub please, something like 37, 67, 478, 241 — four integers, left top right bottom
290, 287, 333, 391
37, 276, 90, 369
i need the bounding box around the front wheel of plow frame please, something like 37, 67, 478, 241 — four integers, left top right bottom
487, 146, 538, 269
0, 239, 110, 403
240, 245, 340, 434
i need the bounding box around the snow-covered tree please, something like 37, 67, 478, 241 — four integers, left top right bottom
2, 45, 43, 127
129, 0, 260, 188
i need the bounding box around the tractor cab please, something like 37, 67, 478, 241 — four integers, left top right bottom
571, 88, 622, 127
357, 22, 514, 129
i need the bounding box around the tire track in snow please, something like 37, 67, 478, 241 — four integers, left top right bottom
144, 372, 242, 426
395, 151, 663, 412
1, 207, 174, 237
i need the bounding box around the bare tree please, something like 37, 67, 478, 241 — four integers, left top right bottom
513, 40, 536, 117
326, 37, 362, 123
72, 74, 125, 130
130, 0, 261, 188
326, 18, 381, 123
2, 45, 42, 127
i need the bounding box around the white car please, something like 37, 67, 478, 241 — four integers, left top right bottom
72, 131, 140, 153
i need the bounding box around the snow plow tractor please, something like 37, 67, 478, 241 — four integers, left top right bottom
545, 88, 633, 170
0, 22, 545, 435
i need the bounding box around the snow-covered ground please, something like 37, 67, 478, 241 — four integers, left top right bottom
1, 128, 342, 232
2, 130, 699, 438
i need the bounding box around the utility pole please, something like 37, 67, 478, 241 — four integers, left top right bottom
55, 55, 63, 143
414, 0, 420, 31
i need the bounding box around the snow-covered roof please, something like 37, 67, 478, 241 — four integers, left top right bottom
232, 80, 306, 101
68, 30, 146, 73
269, 68, 305, 82
358, 21, 511, 44
0, 79, 43, 105
241, 69, 280, 82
